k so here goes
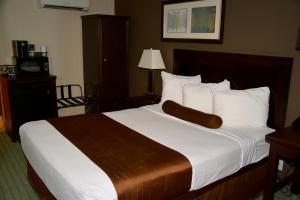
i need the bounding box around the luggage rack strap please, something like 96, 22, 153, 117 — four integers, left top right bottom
56, 84, 92, 109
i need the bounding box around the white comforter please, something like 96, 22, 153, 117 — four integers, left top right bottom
20, 104, 273, 200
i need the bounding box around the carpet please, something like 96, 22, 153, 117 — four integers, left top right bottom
0, 130, 38, 200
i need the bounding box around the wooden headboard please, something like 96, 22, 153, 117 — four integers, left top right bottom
173, 49, 293, 129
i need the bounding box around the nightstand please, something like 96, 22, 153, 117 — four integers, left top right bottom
125, 95, 161, 108
263, 127, 300, 200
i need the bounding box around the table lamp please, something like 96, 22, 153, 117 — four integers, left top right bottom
138, 49, 166, 95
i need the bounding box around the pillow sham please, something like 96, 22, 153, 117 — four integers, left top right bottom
213, 87, 270, 127
160, 71, 201, 104
183, 80, 230, 113
162, 100, 222, 129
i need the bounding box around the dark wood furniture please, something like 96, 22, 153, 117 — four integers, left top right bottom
26, 49, 293, 200
81, 14, 130, 113
263, 127, 300, 200
173, 49, 293, 130
0, 75, 58, 142
126, 95, 161, 108
171, 49, 293, 200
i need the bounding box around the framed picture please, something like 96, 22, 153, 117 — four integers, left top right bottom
161, 0, 225, 43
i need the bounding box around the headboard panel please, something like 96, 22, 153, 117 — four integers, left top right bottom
173, 49, 293, 129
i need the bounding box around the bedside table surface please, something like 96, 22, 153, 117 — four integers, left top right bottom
125, 95, 161, 108
128, 95, 160, 103
263, 126, 300, 200
266, 127, 300, 150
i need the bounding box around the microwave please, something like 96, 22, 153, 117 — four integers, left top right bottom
14, 56, 49, 76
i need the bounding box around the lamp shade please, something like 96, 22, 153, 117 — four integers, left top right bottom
138, 49, 166, 70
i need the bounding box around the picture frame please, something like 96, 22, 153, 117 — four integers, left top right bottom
161, 0, 225, 43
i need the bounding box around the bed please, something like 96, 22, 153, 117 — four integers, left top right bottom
21, 49, 293, 200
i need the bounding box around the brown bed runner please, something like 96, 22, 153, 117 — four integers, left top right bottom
47, 113, 192, 200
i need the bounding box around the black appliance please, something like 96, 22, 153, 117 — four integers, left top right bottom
14, 56, 49, 76
12, 40, 28, 57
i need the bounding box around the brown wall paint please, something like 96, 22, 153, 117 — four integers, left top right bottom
115, 0, 300, 126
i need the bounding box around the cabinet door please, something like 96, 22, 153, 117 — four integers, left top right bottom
100, 17, 129, 101
10, 80, 57, 132
82, 17, 101, 98
0, 77, 13, 136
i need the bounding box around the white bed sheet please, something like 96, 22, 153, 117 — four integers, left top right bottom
20, 104, 274, 200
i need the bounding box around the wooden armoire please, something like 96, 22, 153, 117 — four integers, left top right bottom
81, 15, 130, 112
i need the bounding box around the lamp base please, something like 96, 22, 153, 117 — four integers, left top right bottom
147, 70, 153, 94
146, 70, 161, 102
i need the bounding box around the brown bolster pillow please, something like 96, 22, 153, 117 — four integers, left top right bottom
162, 100, 223, 129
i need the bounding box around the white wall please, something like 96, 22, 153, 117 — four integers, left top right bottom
0, 0, 114, 116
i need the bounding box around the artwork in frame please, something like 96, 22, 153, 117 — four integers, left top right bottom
161, 0, 225, 43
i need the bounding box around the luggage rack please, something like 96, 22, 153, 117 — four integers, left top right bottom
56, 84, 91, 109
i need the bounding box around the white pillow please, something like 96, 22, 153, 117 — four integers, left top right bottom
214, 87, 270, 127
183, 80, 230, 113
160, 71, 201, 104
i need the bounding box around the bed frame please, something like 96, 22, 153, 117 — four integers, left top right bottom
173, 49, 292, 130
27, 49, 293, 200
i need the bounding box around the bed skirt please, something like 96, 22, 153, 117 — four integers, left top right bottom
27, 158, 268, 200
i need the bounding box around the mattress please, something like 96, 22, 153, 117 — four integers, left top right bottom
20, 104, 274, 200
